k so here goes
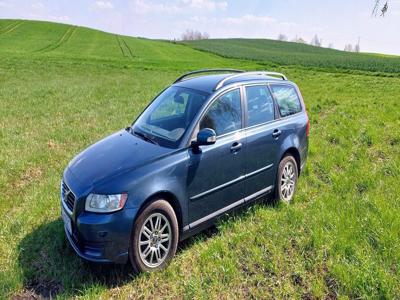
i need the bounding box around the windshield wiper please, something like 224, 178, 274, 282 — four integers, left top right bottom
132, 129, 158, 145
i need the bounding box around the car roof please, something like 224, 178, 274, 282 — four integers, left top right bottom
173, 73, 290, 94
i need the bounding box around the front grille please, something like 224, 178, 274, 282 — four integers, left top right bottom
62, 181, 76, 212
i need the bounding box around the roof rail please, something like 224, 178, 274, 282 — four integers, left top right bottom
214, 71, 287, 91
173, 69, 244, 84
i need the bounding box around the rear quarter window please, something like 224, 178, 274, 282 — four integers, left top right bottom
271, 85, 302, 117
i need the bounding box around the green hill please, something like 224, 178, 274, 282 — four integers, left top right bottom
0, 20, 399, 299
0, 19, 240, 70
185, 38, 400, 73
2, 19, 399, 73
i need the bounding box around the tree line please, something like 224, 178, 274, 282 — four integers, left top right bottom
180, 29, 210, 41
277, 34, 361, 53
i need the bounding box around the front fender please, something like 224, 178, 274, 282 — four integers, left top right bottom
94, 149, 190, 226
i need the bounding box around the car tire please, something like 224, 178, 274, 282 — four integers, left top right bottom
276, 155, 298, 203
129, 199, 179, 273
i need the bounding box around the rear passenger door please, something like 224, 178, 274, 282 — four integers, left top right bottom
269, 83, 306, 166
243, 85, 279, 197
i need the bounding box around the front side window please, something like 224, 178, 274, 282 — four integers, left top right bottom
200, 89, 242, 136
245, 85, 275, 126
133, 86, 209, 147
271, 85, 302, 117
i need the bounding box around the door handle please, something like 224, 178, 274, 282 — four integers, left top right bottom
230, 142, 242, 153
272, 129, 281, 138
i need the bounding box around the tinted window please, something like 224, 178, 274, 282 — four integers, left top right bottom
133, 86, 209, 147
271, 85, 302, 117
200, 89, 242, 136
245, 85, 275, 126
150, 91, 189, 121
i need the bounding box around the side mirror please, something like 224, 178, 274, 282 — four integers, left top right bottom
195, 128, 217, 146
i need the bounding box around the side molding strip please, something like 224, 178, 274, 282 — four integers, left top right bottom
245, 163, 273, 178
186, 185, 273, 230
190, 175, 246, 201
190, 164, 273, 201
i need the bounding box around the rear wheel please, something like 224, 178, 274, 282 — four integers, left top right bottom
276, 155, 298, 203
129, 200, 178, 273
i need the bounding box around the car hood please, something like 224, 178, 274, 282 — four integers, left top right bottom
67, 129, 173, 186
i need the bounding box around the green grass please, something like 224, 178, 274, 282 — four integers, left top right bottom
0, 19, 399, 299
185, 38, 400, 74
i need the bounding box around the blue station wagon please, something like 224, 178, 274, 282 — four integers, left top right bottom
61, 69, 309, 272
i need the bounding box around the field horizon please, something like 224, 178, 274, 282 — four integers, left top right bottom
0, 19, 399, 299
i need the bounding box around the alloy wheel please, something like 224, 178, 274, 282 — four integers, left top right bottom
280, 161, 296, 202
138, 213, 171, 268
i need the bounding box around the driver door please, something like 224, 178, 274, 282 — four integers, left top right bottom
187, 88, 246, 225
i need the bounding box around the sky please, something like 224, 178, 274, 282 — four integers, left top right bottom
1, 0, 400, 55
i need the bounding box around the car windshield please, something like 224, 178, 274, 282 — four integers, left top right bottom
133, 86, 209, 148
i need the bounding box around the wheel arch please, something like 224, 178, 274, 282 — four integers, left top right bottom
136, 191, 183, 233
280, 147, 301, 175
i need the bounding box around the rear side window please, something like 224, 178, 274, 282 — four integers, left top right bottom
200, 89, 242, 136
245, 85, 275, 126
271, 85, 302, 117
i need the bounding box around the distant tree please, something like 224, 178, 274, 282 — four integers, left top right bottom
310, 34, 322, 47
344, 38, 360, 53
328, 43, 334, 49
344, 44, 353, 52
277, 34, 288, 41
373, 0, 389, 16
292, 36, 307, 44
181, 29, 210, 41
354, 37, 361, 53
297, 38, 307, 44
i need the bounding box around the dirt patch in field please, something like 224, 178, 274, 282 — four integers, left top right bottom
14, 167, 43, 190
13, 280, 63, 300
47, 140, 58, 149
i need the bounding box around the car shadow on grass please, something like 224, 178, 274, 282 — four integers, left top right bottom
17, 197, 277, 299
17, 218, 134, 299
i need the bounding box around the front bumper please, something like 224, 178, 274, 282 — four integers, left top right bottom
62, 204, 139, 264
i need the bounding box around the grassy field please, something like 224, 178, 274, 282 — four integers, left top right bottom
0, 20, 399, 299
186, 38, 400, 74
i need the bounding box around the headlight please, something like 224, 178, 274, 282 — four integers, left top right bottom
85, 193, 128, 213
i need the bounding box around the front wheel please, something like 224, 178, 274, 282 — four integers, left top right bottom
276, 155, 298, 203
129, 199, 178, 273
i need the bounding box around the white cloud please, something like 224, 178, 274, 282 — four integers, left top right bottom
94, 1, 114, 9
31, 2, 44, 9
130, 0, 181, 15
182, 0, 228, 11
222, 14, 276, 26
129, 0, 227, 15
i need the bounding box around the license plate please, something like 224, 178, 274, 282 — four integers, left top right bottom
62, 209, 72, 235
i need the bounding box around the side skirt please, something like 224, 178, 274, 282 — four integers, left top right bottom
180, 185, 273, 240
